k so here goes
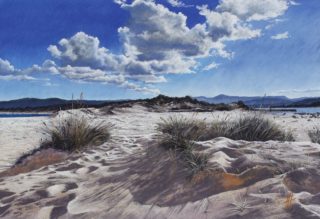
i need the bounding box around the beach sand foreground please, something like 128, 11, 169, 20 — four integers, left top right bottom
0, 107, 320, 218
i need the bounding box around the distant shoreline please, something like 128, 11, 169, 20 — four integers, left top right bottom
254, 108, 297, 112
253, 107, 320, 114
0, 113, 52, 118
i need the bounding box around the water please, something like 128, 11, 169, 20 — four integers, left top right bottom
258, 107, 320, 114
293, 107, 320, 114
0, 113, 51, 118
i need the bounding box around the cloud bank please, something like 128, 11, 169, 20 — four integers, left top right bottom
0, 0, 294, 94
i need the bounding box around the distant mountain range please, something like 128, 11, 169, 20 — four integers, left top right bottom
1, 94, 320, 111
0, 95, 241, 112
0, 98, 110, 111
195, 94, 320, 107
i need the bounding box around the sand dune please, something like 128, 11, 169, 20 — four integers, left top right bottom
1, 107, 320, 218
0, 117, 49, 170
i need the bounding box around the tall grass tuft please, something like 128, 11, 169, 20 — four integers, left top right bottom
157, 115, 210, 175
156, 116, 207, 150
206, 114, 294, 142
42, 115, 112, 151
230, 114, 293, 141
183, 151, 210, 175
156, 114, 294, 176
308, 127, 320, 144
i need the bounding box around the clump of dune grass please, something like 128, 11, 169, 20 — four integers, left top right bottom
42, 115, 112, 151
183, 151, 210, 175
202, 120, 230, 140
157, 116, 207, 150
308, 127, 320, 144
228, 114, 294, 141
157, 115, 210, 175
206, 114, 294, 142
156, 114, 294, 176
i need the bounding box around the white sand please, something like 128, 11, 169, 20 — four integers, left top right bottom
0, 108, 320, 219
0, 116, 49, 170
0, 109, 318, 171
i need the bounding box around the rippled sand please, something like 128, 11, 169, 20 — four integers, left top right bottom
1, 107, 320, 218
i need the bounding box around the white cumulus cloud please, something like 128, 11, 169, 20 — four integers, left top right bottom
0, 58, 15, 75
217, 0, 290, 21
0, 58, 37, 81
0, 0, 293, 94
48, 32, 120, 71
198, 5, 261, 41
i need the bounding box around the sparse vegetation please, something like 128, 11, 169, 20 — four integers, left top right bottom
42, 114, 112, 151
202, 120, 229, 140
159, 114, 294, 144
157, 115, 214, 176
183, 151, 210, 175
157, 115, 210, 175
205, 114, 294, 142
157, 116, 206, 150
308, 127, 320, 144
157, 114, 294, 175
231, 114, 294, 141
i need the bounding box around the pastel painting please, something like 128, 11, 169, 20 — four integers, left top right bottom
1, 0, 320, 218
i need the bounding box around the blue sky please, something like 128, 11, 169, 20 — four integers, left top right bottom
0, 0, 319, 100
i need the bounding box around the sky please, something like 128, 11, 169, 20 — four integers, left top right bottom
0, 0, 320, 100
